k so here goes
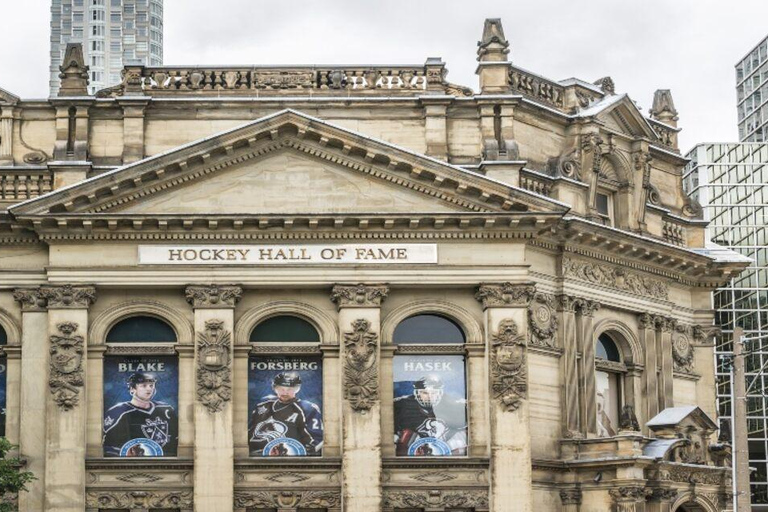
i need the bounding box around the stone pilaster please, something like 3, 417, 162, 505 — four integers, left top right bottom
577, 299, 600, 436
609, 486, 651, 512
645, 488, 678, 512
39, 285, 96, 512
118, 97, 150, 164
559, 488, 582, 512
638, 313, 658, 432
558, 294, 580, 437
331, 283, 389, 511
657, 317, 674, 410
12, 288, 48, 512
475, 282, 535, 512
186, 285, 242, 512
422, 98, 451, 161
0, 106, 13, 165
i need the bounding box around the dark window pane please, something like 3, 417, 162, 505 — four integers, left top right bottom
106, 316, 176, 343
751, 440, 768, 460
596, 193, 609, 215
393, 315, 465, 344
596, 333, 621, 362
250, 316, 319, 343
0, 325, 6, 345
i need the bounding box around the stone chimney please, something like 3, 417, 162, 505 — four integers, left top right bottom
649, 89, 678, 128
58, 43, 89, 97
476, 18, 511, 94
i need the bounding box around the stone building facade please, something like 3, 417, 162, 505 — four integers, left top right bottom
0, 18, 749, 512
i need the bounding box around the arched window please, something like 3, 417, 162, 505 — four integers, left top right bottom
392, 314, 468, 457
595, 333, 624, 438
102, 316, 179, 458
250, 315, 320, 343
0, 324, 6, 346
106, 316, 177, 343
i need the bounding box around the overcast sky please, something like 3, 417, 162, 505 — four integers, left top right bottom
1, 0, 767, 152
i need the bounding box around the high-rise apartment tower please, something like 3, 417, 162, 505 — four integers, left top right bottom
49, 0, 163, 96
737, 35, 768, 142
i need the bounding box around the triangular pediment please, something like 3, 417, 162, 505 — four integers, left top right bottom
11, 110, 567, 220
0, 86, 19, 105
580, 94, 658, 141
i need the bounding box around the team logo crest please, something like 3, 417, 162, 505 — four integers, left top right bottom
141, 417, 170, 447
407, 437, 451, 456
119, 438, 164, 457
263, 438, 307, 457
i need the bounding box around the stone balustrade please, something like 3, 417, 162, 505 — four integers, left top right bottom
662, 218, 686, 246
508, 66, 565, 109
520, 172, 552, 197
0, 170, 52, 202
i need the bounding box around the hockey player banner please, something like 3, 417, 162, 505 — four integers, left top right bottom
102, 355, 179, 457
0, 357, 6, 438
393, 355, 468, 457
248, 354, 323, 457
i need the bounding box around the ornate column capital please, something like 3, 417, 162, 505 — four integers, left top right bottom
645, 487, 678, 503
39, 285, 96, 309
557, 294, 579, 313
185, 285, 242, 309
330, 283, 389, 309
13, 287, 47, 312
475, 282, 535, 309
657, 316, 675, 333
638, 312, 655, 330
559, 488, 582, 506
576, 298, 600, 317
609, 486, 651, 504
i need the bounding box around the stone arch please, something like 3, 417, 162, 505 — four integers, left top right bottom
235, 301, 338, 346
593, 318, 643, 365
603, 151, 632, 185
0, 307, 21, 346
672, 493, 718, 512
381, 300, 483, 346
89, 300, 194, 346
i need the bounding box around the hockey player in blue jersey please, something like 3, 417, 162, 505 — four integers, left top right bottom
103, 372, 178, 457
248, 372, 323, 456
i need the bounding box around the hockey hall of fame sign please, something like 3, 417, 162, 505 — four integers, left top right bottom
102, 355, 179, 457
393, 354, 468, 457
248, 354, 323, 457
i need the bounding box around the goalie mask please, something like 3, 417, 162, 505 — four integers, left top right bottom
413, 375, 444, 407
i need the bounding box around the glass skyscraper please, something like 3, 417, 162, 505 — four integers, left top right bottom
49, 0, 164, 96
737, 35, 768, 142
684, 143, 768, 507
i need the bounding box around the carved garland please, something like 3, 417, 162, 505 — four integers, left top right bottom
49, 321, 85, 410
562, 256, 669, 300
86, 491, 193, 509
383, 489, 489, 509
234, 490, 341, 509
490, 319, 527, 412
528, 292, 557, 348
343, 319, 379, 411
196, 319, 232, 413
559, 488, 582, 505
475, 283, 535, 309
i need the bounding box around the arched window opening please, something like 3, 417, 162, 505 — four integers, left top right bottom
595, 333, 624, 438
0, 325, 7, 346
106, 316, 177, 343
393, 314, 465, 344
250, 315, 320, 343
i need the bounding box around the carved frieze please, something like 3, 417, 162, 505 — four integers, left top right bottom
49, 321, 85, 410
254, 71, 315, 89
185, 285, 242, 309
609, 486, 651, 503
528, 292, 557, 348
490, 319, 527, 412
383, 489, 489, 509
86, 490, 193, 509
343, 319, 379, 411
12, 288, 46, 311
330, 284, 389, 309
234, 490, 341, 509
562, 257, 669, 300
196, 319, 232, 413
508, 69, 564, 108
646, 487, 678, 502
475, 282, 535, 309
654, 464, 728, 486
40, 285, 96, 309
559, 488, 582, 505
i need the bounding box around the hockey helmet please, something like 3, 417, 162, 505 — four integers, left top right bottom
413, 374, 444, 407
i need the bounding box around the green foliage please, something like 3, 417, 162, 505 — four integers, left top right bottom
0, 438, 36, 512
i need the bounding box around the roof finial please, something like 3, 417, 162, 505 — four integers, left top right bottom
593, 76, 615, 96
58, 43, 90, 97
650, 89, 678, 127
477, 18, 510, 62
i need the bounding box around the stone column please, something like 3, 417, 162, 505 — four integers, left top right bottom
475, 282, 535, 512
577, 299, 600, 436
638, 313, 658, 432
186, 285, 242, 512
13, 288, 48, 512
558, 294, 580, 437
39, 285, 96, 512
609, 485, 650, 512
0, 106, 13, 165
330, 283, 389, 512
560, 488, 582, 512
646, 488, 678, 512
657, 317, 674, 410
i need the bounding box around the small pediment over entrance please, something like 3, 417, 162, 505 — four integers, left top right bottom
578, 94, 658, 141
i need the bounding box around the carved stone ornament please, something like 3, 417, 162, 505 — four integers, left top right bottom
40, 285, 96, 309
672, 325, 695, 373
185, 285, 242, 309
528, 292, 558, 348
657, 465, 727, 486
330, 284, 389, 309
646, 487, 678, 502
475, 283, 535, 309
490, 319, 527, 412
562, 257, 669, 300
609, 486, 652, 504
343, 319, 379, 411
383, 489, 489, 509
49, 321, 85, 410
12, 288, 46, 311
86, 490, 193, 509
548, 146, 582, 181
234, 490, 341, 509
559, 488, 582, 505
619, 404, 641, 432
196, 319, 232, 413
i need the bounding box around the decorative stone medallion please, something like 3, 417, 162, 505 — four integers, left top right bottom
196, 319, 232, 413
528, 292, 557, 348
343, 318, 379, 411
49, 321, 85, 410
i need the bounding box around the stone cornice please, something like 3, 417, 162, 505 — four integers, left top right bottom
39, 285, 96, 309
185, 285, 242, 309
330, 283, 389, 309
475, 282, 535, 309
